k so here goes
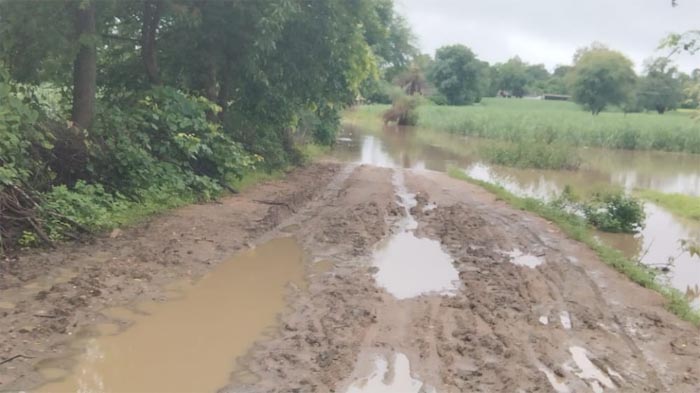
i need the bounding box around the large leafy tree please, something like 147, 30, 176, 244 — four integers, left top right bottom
0, 0, 414, 248
492, 57, 529, 97
428, 44, 486, 105
638, 58, 683, 114
569, 44, 637, 114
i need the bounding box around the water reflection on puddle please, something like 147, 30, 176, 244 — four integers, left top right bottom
372, 171, 460, 300
374, 232, 460, 299
36, 237, 305, 393
344, 352, 435, 393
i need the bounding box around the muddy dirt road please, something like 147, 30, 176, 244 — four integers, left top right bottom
1, 162, 699, 392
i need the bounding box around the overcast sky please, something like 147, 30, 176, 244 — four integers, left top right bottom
395, 0, 700, 73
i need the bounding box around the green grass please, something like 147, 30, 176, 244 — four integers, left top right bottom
351, 99, 700, 154
480, 140, 581, 170
636, 189, 700, 221
447, 167, 700, 326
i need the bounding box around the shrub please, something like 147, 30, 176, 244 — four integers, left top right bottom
383, 94, 419, 126
581, 192, 646, 233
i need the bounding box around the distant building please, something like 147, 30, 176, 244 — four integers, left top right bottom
542, 94, 571, 101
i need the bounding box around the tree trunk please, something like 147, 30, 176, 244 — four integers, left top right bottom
203, 59, 218, 102
141, 0, 162, 86
203, 57, 218, 122
217, 59, 231, 121
71, 0, 97, 130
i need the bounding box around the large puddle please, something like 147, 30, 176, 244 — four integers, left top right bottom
372, 171, 460, 299
337, 122, 700, 307
35, 237, 305, 393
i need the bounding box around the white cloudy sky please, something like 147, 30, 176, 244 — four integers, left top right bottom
395, 0, 699, 73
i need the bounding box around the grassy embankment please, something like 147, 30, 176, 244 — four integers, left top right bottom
636, 190, 700, 222
447, 168, 700, 326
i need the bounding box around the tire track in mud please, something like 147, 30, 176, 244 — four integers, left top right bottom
407, 170, 699, 393
228, 166, 699, 393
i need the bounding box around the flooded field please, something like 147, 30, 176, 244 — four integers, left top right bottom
35, 237, 305, 393
337, 122, 700, 307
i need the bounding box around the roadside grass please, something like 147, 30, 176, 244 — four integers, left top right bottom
447, 167, 700, 326
636, 189, 700, 221
351, 99, 700, 154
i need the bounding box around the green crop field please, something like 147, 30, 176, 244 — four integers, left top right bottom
351, 98, 700, 154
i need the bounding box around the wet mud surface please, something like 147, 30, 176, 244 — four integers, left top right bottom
227, 167, 700, 393
1, 162, 699, 392
0, 163, 341, 391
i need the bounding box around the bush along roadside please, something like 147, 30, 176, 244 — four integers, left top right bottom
1, 84, 333, 253
447, 167, 700, 326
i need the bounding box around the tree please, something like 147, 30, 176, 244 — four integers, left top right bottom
141, 0, 163, 86
638, 58, 683, 114
570, 44, 636, 114
680, 69, 700, 109
71, 0, 97, 130
428, 45, 485, 105
393, 55, 432, 96
492, 57, 529, 97
362, 0, 417, 81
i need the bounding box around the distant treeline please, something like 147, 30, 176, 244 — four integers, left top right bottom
372, 42, 699, 115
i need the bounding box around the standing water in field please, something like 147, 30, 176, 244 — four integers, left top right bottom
371, 170, 460, 299
335, 124, 700, 306
35, 237, 305, 393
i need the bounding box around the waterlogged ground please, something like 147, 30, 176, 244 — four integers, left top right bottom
1, 141, 699, 392
337, 123, 700, 307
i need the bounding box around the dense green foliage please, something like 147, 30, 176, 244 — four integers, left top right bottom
428, 45, 487, 105
580, 192, 646, 233
0, 0, 415, 251
447, 168, 700, 326
490, 57, 530, 98
569, 45, 637, 114
638, 58, 684, 114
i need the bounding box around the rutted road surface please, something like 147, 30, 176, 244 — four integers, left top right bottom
1, 162, 699, 392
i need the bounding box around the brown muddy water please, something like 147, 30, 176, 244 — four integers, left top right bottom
35, 237, 305, 393
372, 170, 460, 299
336, 123, 700, 307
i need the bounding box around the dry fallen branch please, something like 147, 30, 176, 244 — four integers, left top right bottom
0, 354, 34, 366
